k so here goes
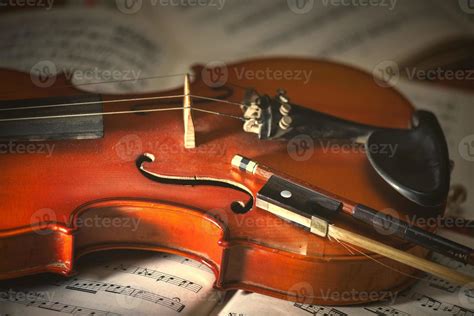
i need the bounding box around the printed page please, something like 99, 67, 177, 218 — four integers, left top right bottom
0, 8, 186, 94
146, 0, 473, 71
0, 251, 220, 316
214, 234, 474, 316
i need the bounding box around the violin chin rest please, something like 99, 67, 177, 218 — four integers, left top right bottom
366, 110, 451, 207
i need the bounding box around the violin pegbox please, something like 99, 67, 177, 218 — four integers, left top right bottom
241, 89, 295, 140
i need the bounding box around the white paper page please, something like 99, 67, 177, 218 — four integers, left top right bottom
0, 8, 185, 94
397, 81, 474, 217
0, 251, 220, 316
145, 0, 473, 71
214, 239, 474, 316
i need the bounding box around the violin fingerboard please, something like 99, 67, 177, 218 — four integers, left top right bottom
0, 94, 103, 141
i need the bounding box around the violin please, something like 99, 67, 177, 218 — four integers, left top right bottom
0, 57, 472, 305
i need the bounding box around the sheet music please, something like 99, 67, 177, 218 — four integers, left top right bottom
0, 251, 220, 316
0, 8, 185, 93
147, 0, 473, 71
213, 234, 474, 316
1, 1, 473, 95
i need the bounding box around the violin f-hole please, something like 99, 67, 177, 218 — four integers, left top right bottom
136, 153, 254, 214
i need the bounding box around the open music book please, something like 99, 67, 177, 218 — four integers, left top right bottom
0, 1, 473, 315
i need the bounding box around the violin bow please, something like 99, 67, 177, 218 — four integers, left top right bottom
231, 155, 474, 285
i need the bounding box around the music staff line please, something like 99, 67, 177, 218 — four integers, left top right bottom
64, 278, 185, 313
1, 290, 120, 316
159, 253, 213, 274
401, 291, 473, 316
103, 263, 202, 293
364, 306, 409, 316
293, 302, 347, 316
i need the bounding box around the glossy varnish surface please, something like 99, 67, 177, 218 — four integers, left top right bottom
0, 58, 442, 304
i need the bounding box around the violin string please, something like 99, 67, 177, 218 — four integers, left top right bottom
0, 106, 245, 123
332, 236, 428, 282
0, 94, 245, 112
0, 94, 186, 112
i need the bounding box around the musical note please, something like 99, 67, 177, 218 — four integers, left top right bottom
64, 278, 185, 313
160, 254, 213, 274
1, 289, 120, 316
407, 292, 474, 316
293, 303, 347, 315
365, 306, 410, 316
427, 275, 460, 293
103, 263, 203, 293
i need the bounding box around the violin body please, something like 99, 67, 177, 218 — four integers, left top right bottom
0, 58, 443, 305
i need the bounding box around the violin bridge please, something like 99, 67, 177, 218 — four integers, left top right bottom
183, 74, 196, 149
